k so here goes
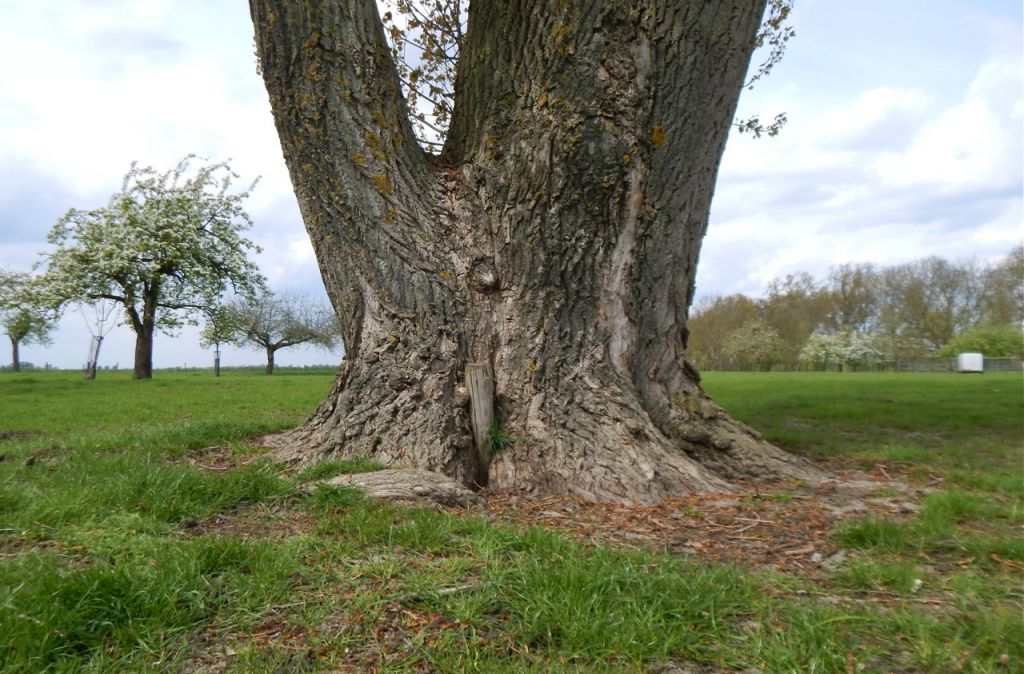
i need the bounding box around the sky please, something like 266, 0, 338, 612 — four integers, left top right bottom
0, 0, 1020, 370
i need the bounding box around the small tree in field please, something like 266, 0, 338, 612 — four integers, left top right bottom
720, 319, 784, 371
0, 270, 54, 372
799, 331, 882, 371
200, 305, 239, 377
40, 156, 265, 379
798, 332, 844, 371
206, 291, 339, 375
79, 299, 120, 380
840, 332, 884, 370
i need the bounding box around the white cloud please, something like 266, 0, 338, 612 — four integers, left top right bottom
255, 235, 321, 290
812, 86, 933, 152
0, 1, 276, 195
700, 50, 1022, 300
968, 204, 1024, 249
865, 56, 1021, 195
0, 2, 331, 367
874, 107, 1014, 191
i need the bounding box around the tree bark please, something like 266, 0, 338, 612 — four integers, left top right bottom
265, 345, 276, 375
127, 286, 157, 379
133, 326, 154, 380
251, 0, 823, 503
10, 337, 19, 373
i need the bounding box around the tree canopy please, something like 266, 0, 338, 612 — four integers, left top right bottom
40, 156, 265, 379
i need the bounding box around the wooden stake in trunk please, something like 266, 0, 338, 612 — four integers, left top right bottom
465, 363, 494, 486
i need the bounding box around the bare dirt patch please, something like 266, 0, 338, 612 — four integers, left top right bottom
21, 444, 70, 468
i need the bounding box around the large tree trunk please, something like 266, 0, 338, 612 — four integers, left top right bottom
250, 0, 822, 503
10, 337, 19, 373
133, 327, 154, 380
128, 289, 157, 379
265, 346, 275, 375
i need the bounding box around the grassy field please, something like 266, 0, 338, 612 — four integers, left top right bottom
0, 369, 1020, 673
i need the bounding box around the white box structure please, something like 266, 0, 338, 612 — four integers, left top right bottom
956, 352, 984, 373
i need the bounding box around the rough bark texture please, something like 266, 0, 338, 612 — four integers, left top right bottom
251, 0, 824, 503
126, 287, 158, 379
132, 326, 154, 380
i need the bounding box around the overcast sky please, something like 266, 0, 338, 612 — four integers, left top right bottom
1, 0, 1020, 370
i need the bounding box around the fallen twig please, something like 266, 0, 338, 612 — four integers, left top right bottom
989, 552, 1024, 571
397, 583, 481, 604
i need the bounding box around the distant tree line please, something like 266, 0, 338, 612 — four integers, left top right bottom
686, 247, 1023, 371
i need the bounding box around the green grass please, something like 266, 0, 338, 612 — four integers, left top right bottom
0, 537, 301, 671
296, 457, 384, 482
702, 371, 1021, 496
704, 371, 1023, 673
0, 369, 1021, 672
0, 369, 331, 442
704, 372, 1023, 517
704, 370, 1015, 458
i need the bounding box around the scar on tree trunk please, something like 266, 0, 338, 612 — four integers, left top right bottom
251, 0, 826, 503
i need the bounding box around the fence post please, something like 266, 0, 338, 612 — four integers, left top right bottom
465, 363, 494, 485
